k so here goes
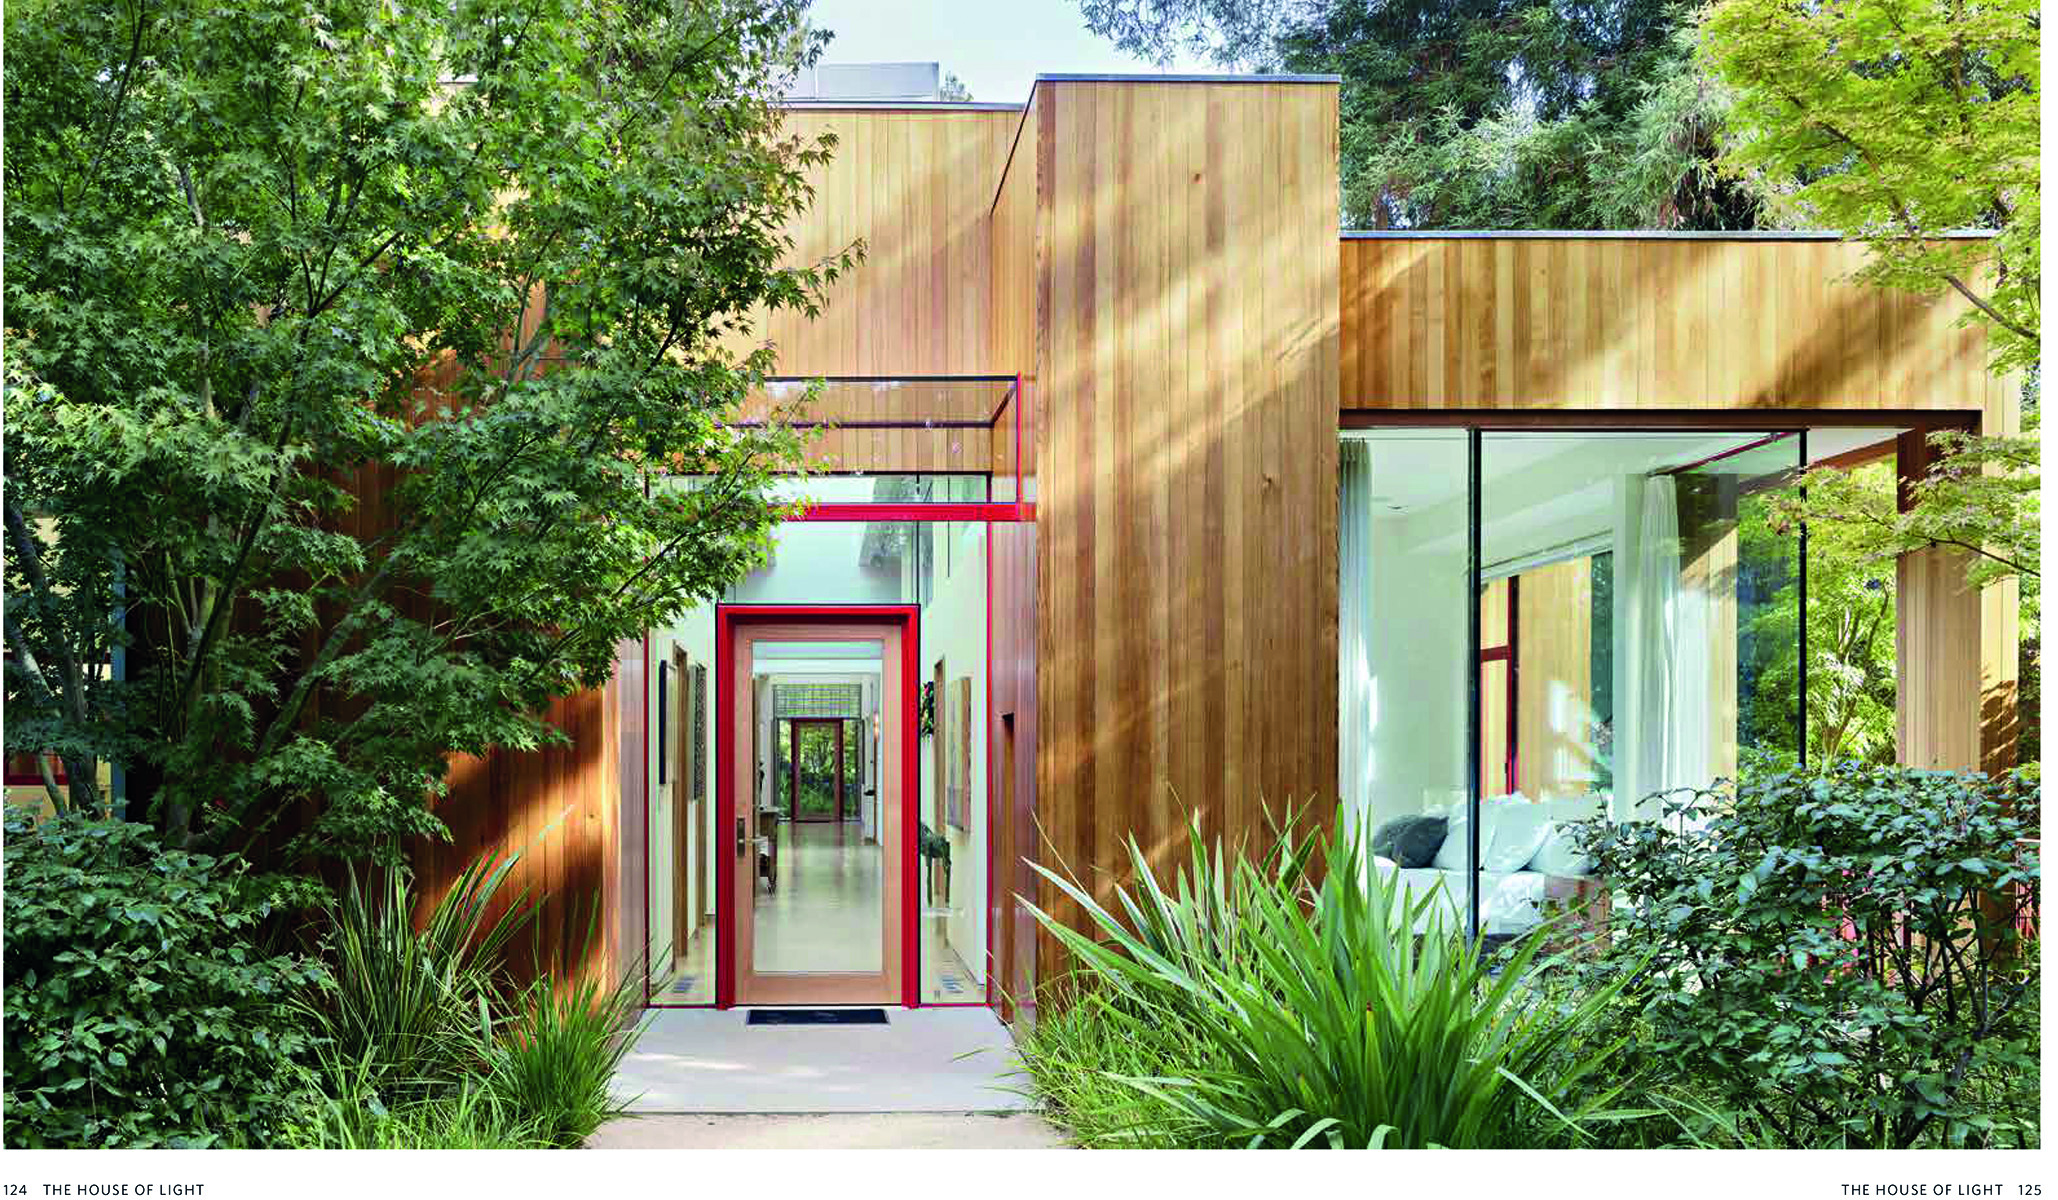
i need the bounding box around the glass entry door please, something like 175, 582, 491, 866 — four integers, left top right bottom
723, 614, 909, 1006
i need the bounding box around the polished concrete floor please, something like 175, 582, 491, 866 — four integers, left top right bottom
612, 1005, 1031, 1114
754, 820, 883, 973
652, 820, 981, 1004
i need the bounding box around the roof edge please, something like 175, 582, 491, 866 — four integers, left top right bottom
1341, 228, 1996, 241
1034, 72, 1342, 84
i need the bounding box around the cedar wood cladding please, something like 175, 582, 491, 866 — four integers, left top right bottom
404, 79, 2013, 995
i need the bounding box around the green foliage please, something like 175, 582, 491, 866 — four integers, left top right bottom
1698, 0, 2039, 373
298, 854, 536, 1099
1581, 762, 2042, 1148
1776, 433, 2039, 591
284, 1079, 553, 1150
1077, 1, 1762, 230
1021, 815, 1637, 1148
1016, 988, 1229, 1148
1739, 467, 1900, 764
486, 972, 644, 1147
3, 0, 842, 864
2, 809, 327, 1148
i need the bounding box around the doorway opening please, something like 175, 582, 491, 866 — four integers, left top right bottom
720, 610, 915, 1006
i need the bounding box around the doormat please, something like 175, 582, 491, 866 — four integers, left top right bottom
746, 1008, 890, 1026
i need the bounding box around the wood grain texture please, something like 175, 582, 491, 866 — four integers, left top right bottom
1340, 237, 2000, 412
988, 521, 1038, 1021
418, 672, 622, 992
1032, 80, 1341, 992
744, 108, 1020, 378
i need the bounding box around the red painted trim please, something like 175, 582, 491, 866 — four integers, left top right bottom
984, 522, 997, 1007
640, 633, 652, 1009
714, 605, 921, 1009
901, 607, 920, 1007
1505, 576, 1520, 796
794, 502, 1029, 523
1478, 579, 1518, 795
4, 752, 66, 786
716, 613, 734, 1008
1014, 373, 1025, 522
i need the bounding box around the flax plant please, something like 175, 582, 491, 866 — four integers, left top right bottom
1025, 815, 1641, 1149
300, 852, 536, 1097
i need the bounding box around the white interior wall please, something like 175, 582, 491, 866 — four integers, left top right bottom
918, 522, 988, 985
1358, 516, 1469, 833
644, 602, 719, 987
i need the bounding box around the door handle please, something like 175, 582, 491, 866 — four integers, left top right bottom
736, 816, 747, 855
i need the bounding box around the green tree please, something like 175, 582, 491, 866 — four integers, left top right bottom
1075, 0, 1763, 230
1740, 468, 1900, 765
3, 0, 852, 866
1698, 0, 2038, 374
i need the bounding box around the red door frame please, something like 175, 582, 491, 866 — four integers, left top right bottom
715, 604, 920, 1009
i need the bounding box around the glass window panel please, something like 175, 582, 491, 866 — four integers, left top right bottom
645, 604, 717, 1005
751, 640, 884, 975
919, 520, 989, 1002
1338, 430, 1475, 941
1479, 430, 1801, 942
645, 515, 992, 1003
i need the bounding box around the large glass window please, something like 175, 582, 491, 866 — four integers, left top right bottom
1338, 431, 1476, 937
1342, 428, 1804, 943
643, 500, 990, 1006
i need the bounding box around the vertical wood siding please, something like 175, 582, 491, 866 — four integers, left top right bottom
1033, 81, 1341, 989
1340, 237, 2002, 413
746, 108, 1020, 377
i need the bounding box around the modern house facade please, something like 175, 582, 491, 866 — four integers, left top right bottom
406, 74, 2020, 1023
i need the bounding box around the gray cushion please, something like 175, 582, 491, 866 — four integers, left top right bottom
1372, 815, 1448, 869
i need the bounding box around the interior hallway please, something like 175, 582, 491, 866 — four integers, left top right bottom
652, 819, 982, 1003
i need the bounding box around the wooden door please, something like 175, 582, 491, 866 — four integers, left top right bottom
726, 617, 906, 1006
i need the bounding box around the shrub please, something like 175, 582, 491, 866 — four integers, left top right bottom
1582, 761, 2041, 1148
487, 970, 643, 1148
1023, 816, 1637, 1148
283, 1080, 550, 1149
299, 854, 535, 1098
2, 810, 326, 1147
1016, 982, 1231, 1148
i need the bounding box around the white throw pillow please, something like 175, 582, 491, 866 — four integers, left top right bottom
1528, 822, 1596, 877
1430, 802, 1485, 871
1481, 800, 1554, 872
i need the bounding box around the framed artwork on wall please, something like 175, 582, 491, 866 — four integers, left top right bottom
946, 676, 972, 830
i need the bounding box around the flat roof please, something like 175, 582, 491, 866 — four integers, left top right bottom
1032, 72, 1343, 84
1342, 228, 1996, 241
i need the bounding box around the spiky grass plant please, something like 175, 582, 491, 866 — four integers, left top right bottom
300, 853, 536, 1098
1024, 814, 1642, 1149
286, 1077, 552, 1149
488, 968, 644, 1147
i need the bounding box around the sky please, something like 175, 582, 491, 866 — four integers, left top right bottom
803, 0, 1215, 105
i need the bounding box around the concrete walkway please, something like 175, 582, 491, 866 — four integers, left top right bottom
590, 1112, 1069, 1149
611, 1006, 1033, 1115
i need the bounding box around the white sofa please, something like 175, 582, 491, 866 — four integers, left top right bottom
1371, 796, 1602, 936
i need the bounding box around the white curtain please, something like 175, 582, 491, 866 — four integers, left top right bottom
1338, 440, 1376, 838
1619, 475, 1710, 820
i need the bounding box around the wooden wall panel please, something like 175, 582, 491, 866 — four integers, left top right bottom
1340, 237, 1999, 412
1514, 560, 1596, 801
1034, 80, 1341, 992
417, 676, 620, 991
988, 521, 1038, 1021
744, 109, 1020, 379
988, 95, 1041, 493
